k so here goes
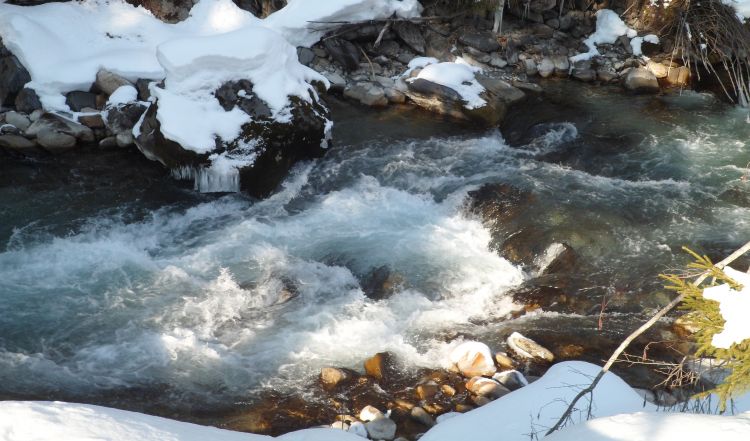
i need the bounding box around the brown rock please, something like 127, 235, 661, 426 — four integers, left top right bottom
415, 383, 439, 401
495, 352, 516, 370
320, 367, 354, 389
364, 351, 397, 382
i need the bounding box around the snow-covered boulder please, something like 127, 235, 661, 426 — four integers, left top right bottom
135, 25, 331, 195
404, 59, 525, 127
449, 341, 497, 378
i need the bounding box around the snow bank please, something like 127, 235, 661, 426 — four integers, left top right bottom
545, 411, 750, 441
408, 58, 486, 109
2, 362, 749, 441
570, 10, 637, 63
702, 266, 750, 349
265, 0, 423, 47
0, 0, 423, 111
0, 0, 259, 110
630, 34, 659, 57
153, 25, 326, 153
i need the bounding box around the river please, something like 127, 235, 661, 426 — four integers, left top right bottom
1, 81, 749, 420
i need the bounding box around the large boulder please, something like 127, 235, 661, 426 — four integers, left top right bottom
135, 26, 331, 196
405, 63, 524, 127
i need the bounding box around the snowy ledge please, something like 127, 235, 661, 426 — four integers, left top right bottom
2, 361, 749, 441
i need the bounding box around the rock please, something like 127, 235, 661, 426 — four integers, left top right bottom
424, 29, 451, 60
36, 128, 76, 152
523, 59, 538, 76
0, 134, 38, 153
489, 53, 508, 68
405, 74, 524, 127
571, 60, 595, 82
26, 113, 94, 143
459, 31, 500, 53
320, 367, 353, 389
364, 352, 398, 381
494, 352, 516, 370
440, 384, 456, 396
98, 136, 118, 149
137, 77, 330, 197
104, 102, 147, 144
506, 332, 554, 363
0, 51, 31, 106
344, 83, 388, 107
463, 48, 491, 66
466, 376, 510, 399
538, 58, 555, 78
323, 38, 360, 71
394, 22, 426, 54
466, 183, 531, 226
135, 79, 152, 101
296, 47, 315, 66
665, 66, 690, 87
361, 265, 404, 300
323, 71, 347, 93
415, 382, 439, 401
14, 88, 42, 114
410, 406, 435, 427
511, 80, 542, 94
536, 242, 577, 275
95, 69, 134, 96
617, 35, 633, 54
385, 87, 406, 104
4, 111, 31, 131
492, 370, 529, 391
596, 68, 617, 83
449, 341, 497, 378
365, 416, 397, 440
359, 405, 384, 422
79, 112, 105, 129
646, 60, 668, 79
529, 0, 556, 12
623, 67, 660, 94
550, 55, 570, 77
471, 395, 492, 407
65, 91, 98, 112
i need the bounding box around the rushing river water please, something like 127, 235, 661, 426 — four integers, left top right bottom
1, 82, 749, 418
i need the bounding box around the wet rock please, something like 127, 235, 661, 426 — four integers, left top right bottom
4, 111, 31, 131
424, 29, 452, 60
492, 370, 528, 391
506, 332, 554, 363
494, 352, 516, 370
394, 22, 426, 54
0, 50, 31, 107
361, 265, 404, 300
0, 134, 38, 153
646, 60, 668, 79
323, 38, 360, 72
471, 395, 492, 407
665, 66, 690, 87
466, 376, 510, 399
65, 91, 98, 112
323, 71, 347, 93
550, 55, 570, 77
530, 0, 556, 12
95, 69, 134, 96
410, 406, 435, 427
617, 35, 633, 55
320, 367, 355, 389
538, 57, 555, 78
512, 80, 543, 94
572, 60, 595, 82
36, 128, 76, 152
536, 242, 577, 275
597, 68, 617, 83
459, 31, 500, 53
385, 87, 406, 104
449, 341, 496, 378
623, 67, 660, 94
523, 58, 538, 76
344, 83, 388, 107
78, 112, 105, 129
415, 382, 439, 401
223, 393, 333, 436
466, 183, 532, 227
14, 88, 42, 114
365, 416, 397, 440
365, 352, 398, 382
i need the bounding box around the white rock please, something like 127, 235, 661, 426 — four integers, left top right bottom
449, 341, 497, 378
359, 405, 384, 422
506, 332, 554, 362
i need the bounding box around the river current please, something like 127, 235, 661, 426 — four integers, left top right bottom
1, 82, 749, 417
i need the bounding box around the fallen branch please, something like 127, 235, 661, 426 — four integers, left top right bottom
545, 239, 750, 436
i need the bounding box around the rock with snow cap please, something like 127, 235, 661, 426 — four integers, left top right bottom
449, 341, 497, 378
506, 332, 554, 363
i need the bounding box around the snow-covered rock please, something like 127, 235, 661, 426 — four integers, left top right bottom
136, 25, 331, 195
404, 59, 524, 126
570, 10, 638, 63
506, 332, 554, 362
449, 341, 497, 378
